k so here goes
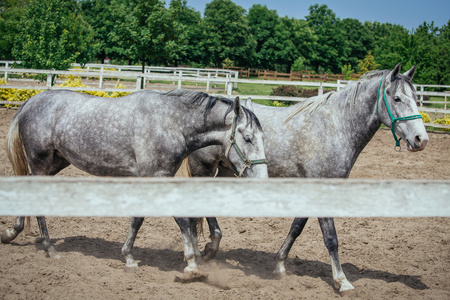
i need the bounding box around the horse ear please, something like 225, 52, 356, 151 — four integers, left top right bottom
245, 97, 254, 112
233, 96, 242, 117
389, 63, 402, 81
403, 65, 417, 81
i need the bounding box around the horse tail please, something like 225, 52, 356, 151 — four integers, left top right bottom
174, 159, 203, 234
6, 108, 29, 176
174, 157, 192, 177
197, 217, 205, 237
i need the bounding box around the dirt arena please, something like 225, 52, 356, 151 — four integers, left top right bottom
0, 106, 449, 299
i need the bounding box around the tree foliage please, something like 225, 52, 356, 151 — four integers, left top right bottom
12, 0, 94, 69
0, 0, 448, 84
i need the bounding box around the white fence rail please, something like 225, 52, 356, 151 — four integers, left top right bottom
0, 177, 449, 217
1, 63, 449, 129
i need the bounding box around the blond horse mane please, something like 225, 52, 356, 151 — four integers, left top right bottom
174, 157, 204, 235
283, 91, 336, 124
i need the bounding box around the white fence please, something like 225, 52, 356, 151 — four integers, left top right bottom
0, 177, 449, 217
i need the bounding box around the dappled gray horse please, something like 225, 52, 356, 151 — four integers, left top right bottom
2, 89, 268, 273
182, 63, 428, 292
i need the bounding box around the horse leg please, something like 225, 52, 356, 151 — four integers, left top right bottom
273, 217, 308, 276
174, 217, 201, 273
36, 216, 60, 259
318, 218, 354, 293
121, 217, 144, 271
1, 216, 25, 244
203, 217, 222, 260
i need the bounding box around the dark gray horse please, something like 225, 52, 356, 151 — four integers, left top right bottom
2, 89, 268, 273
180, 63, 428, 292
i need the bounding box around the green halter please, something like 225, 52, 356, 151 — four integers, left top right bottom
376, 79, 422, 150
225, 114, 268, 177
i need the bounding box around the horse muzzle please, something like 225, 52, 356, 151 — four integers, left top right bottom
405, 133, 429, 152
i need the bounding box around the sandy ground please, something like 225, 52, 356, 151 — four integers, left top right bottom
0, 106, 449, 300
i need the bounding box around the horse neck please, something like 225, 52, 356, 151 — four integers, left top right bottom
184, 104, 231, 152
334, 78, 383, 154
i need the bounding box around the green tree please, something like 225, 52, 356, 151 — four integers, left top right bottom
306, 4, 348, 73
247, 5, 317, 72
164, 0, 193, 66
173, 3, 207, 67
410, 21, 449, 85
12, 0, 94, 69
80, 0, 113, 64
341, 64, 355, 80
109, 0, 182, 69
279, 17, 317, 72
372, 23, 412, 70
0, 0, 31, 60
201, 0, 255, 67
247, 4, 280, 69
435, 21, 450, 85
357, 51, 380, 74
340, 18, 374, 67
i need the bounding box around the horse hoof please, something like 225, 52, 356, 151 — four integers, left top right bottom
203, 243, 217, 261
1, 229, 18, 244
125, 266, 139, 273
272, 270, 286, 279
125, 261, 139, 273
48, 252, 61, 260
175, 272, 208, 283
340, 288, 356, 297
272, 262, 286, 279
1, 229, 15, 244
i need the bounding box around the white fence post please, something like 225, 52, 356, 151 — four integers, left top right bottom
99, 66, 104, 89
420, 85, 424, 107
319, 82, 323, 96
178, 71, 182, 89
227, 79, 232, 97
4, 62, 8, 82
206, 72, 211, 93
136, 76, 142, 90
225, 73, 229, 92
46, 74, 52, 87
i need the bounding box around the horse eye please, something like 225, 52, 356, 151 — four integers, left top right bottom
394, 96, 401, 102
244, 136, 252, 144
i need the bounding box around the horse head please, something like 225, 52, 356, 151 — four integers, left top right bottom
225, 97, 268, 178
377, 63, 429, 152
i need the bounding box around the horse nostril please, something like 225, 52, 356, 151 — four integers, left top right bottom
415, 135, 421, 146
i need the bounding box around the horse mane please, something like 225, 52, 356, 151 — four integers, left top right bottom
284, 69, 413, 124
164, 89, 262, 130
283, 91, 336, 124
